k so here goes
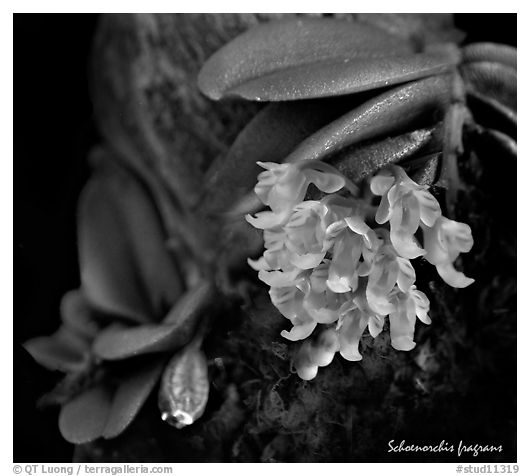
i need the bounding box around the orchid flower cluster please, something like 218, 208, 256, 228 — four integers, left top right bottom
246, 160, 474, 380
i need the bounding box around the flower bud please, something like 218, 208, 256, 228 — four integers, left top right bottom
311, 329, 339, 366
296, 364, 318, 381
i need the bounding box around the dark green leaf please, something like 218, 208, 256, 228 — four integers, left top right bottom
24, 326, 89, 373
203, 98, 362, 214
462, 42, 517, 69
285, 75, 452, 164
59, 385, 113, 444
327, 127, 439, 183
198, 17, 413, 100
93, 282, 215, 360
225, 51, 457, 101
103, 359, 164, 439
461, 61, 517, 111
467, 90, 517, 140
78, 161, 183, 324
60, 289, 100, 339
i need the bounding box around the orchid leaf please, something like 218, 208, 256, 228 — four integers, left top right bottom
466, 90, 516, 140
203, 98, 361, 214
103, 359, 164, 439
59, 385, 113, 444
93, 282, 215, 360
462, 42, 517, 69
198, 17, 413, 100
409, 153, 441, 186
326, 127, 438, 184
78, 161, 182, 324
224, 51, 458, 102
60, 289, 100, 339
223, 77, 450, 219
24, 326, 89, 373
285, 75, 452, 165
92, 324, 185, 361
461, 61, 517, 111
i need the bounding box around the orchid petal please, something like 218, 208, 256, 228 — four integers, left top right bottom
389, 194, 425, 259
370, 174, 395, 196
389, 302, 416, 351
258, 268, 301, 287
366, 259, 399, 315
270, 286, 306, 321
411, 288, 431, 324
310, 262, 330, 293
327, 234, 361, 293
245, 210, 289, 229
304, 169, 345, 194
416, 189, 441, 226
436, 263, 475, 288
281, 320, 317, 341
290, 252, 326, 270
338, 311, 368, 361
247, 256, 271, 271
368, 315, 384, 338
375, 192, 392, 224
396, 257, 416, 292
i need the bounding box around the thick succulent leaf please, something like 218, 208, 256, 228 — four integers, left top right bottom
462, 42, 517, 69
59, 385, 113, 444
285, 75, 452, 165
103, 359, 164, 439
24, 326, 89, 372
198, 17, 413, 100
225, 50, 458, 101
327, 127, 438, 183
226, 77, 450, 218
93, 282, 215, 360
203, 98, 362, 215
78, 161, 182, 324
461, 61, 517, 111
93, 324, 187, 361
410, 154, 441, 186
60, 289, 100, 339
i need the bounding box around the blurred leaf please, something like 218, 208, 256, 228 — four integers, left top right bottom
59, 385, 113, 444
78, 160, 183, 324
93, 282, 215, 360
60, 289, 100, 339
461, 61, 517, 111
224, 51, 457, 101
466, 90, 517, 139
93, 324, 184, 361
24, 326, 89, 373
103, 359, 164, 439
198, 17, 413, 100
164, 281, 215, 325
202, 98, 361, 214
462, 42, 517, 69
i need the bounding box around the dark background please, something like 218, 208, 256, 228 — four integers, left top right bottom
14, 13, 517, 462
